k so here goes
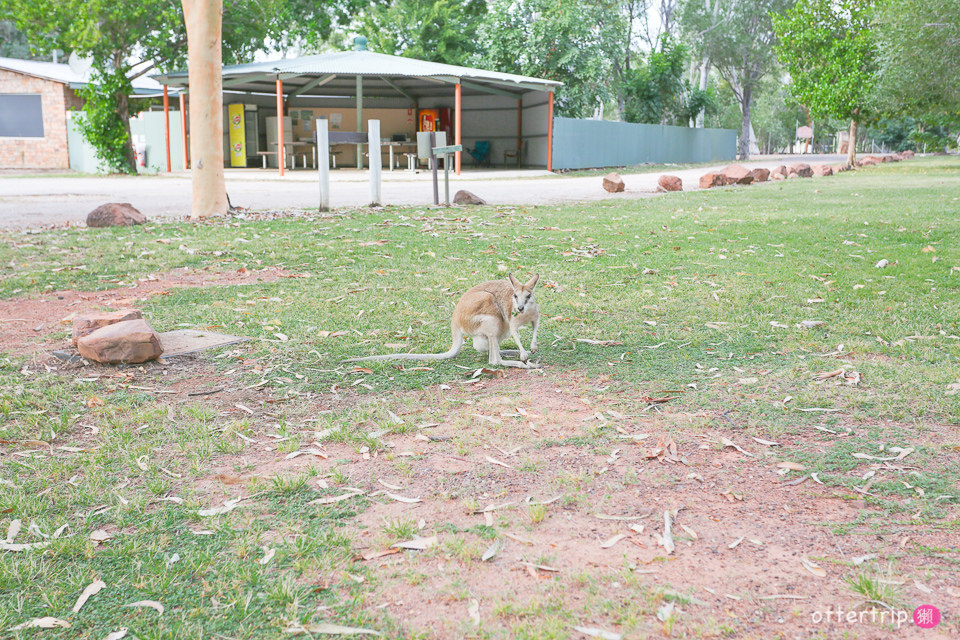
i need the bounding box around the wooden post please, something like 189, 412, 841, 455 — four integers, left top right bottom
162, 85, 171, 172
547, 91, 554, 172
356, 76, 364, 169
276, 77, 284, 177
454, 82, 462, 175
430, 131, 438, 205
368, 119, 381, 206
179, 92, 188, 170
317, 118, 329, 211
181, 0, 228, 218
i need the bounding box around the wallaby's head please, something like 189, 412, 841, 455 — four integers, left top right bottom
508, 273, 539, 313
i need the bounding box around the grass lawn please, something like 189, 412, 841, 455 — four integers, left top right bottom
0, 157, 958, 638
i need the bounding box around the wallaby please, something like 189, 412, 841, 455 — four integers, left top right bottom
344, 274, 541, 369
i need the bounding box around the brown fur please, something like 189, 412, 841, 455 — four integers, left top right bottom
344, 274, 540, 369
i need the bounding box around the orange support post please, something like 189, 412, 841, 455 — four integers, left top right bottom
179, 92, 188, 169
517, 98, 522, 162
276, 77, 284, 177
547, 91, 554, 172
162, 85, 171, 173
454, 82, 462, 175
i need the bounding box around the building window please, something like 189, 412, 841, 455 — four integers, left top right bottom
0, 94, 44, 138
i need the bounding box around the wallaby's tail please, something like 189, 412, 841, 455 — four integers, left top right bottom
343, 328, 463, 363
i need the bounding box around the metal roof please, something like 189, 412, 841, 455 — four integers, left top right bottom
153, 50, 560, 100
0, 56, 172, 95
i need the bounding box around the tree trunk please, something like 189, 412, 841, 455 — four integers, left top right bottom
116, 89, 137, 172
847, 119, 858, 167
182, 0, 228, 219
695, 58, 709, 128
738, 84, 752, 160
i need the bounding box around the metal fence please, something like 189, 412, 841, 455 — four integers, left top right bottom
551, 117, 737, 170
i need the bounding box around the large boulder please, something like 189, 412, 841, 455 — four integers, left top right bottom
721, 164, 754, 185
453, 190, 486, 205
699, 172, 726, 189
602, 173, 626, 193
72, 309, 143, 346
770, 165, 788, 180
859, 156, 880, 166
657, 175, 683, 192
86, 203, 147, 228
813, 165, 834, 177
747, 167, 770, 183
789, 163, 813, 178
76, 319, 164, 364
901, 150, 915, 159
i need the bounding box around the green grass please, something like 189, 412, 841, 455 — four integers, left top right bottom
1, 157, 959, 637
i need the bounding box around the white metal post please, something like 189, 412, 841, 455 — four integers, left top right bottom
368, 119, 382, 206
317, 118, 330, 212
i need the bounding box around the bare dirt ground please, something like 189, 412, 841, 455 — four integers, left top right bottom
32, 351, 959, 640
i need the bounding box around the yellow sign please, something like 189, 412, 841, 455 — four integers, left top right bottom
228, 104, 246, 167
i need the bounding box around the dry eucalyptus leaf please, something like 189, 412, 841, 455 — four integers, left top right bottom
198, 498, 241, 517
777, 462, 806, 471
5, 519, 20, 544
123, 600, 164, 614
800, 557, 826, 578
259, 547, 276, 566
572, 625, 622, 640
468, 599, 480, 626
284, 623, 381, 636
481, 539, 501, 562
308, 489, 365, 506
9, 617, 71, 631
391, 535, 437, 551
384, 492, 422, 504
103, 629, 129, 640
72, 579, 106, 612
600, 534, 627, 549
679, 524, 698, 540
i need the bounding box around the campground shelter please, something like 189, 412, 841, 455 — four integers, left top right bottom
154, 39, 562, 175
0, 56, 168, 169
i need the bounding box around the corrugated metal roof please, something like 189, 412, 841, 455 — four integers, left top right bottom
0, 56, 171, 94
156, 50, 561, 90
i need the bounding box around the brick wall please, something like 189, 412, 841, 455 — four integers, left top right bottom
0, 69, 82, 169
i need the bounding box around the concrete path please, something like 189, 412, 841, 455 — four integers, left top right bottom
0, 154, 845, 229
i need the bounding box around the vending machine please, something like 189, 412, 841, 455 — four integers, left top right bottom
418, 108, 452, 138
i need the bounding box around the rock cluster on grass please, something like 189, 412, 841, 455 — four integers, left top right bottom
657, 175, 683, 192
453, 190, 486, 205
695, 151, 918, 190
72, 310, 164, 364
602, 173, 626, 193
86, 203, 147, 227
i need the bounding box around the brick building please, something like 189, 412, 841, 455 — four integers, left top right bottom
0, 57, 85, 169
0, 57, 167, 170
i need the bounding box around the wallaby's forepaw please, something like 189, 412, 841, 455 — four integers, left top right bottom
519, 350, 530, 363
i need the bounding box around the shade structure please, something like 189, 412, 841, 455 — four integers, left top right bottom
153, 49, 561, 174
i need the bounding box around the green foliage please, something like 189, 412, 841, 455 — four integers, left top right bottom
0, 19, 36, 59
75, 69, 137, 173
477, 0, 617, 118
874, 0, 960, 120
622, 40, 712, 126
360, 0, 486, 66
772, 0, 878, 122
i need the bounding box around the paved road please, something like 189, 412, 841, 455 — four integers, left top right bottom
0, 154, 846, 229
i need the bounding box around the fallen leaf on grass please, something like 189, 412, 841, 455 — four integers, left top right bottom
284, 622, 382, 635
198, 498, 241, 517
9, 617, 71, 631
384, 492, 422, 504
720, 437, 754, 457
600, 534, 627, 549
308, 489, 365, 506
815, 369, 844, 380
103, 629, 129, 640
5, 519, 20, 544
481, 539, 501, 561
777, 462, 806, 472
72, 579, 106, 612
259, 547, 276, 565
657, 602, 676, 623
800, 557, 826, 578
851, 554, 878, 566
572, 626, 622, 640
575, 338, 624, 346
89, 529, 112, 545
392, 536, 437, 551
752, 437, 780, 446
728, 537, 744, 549
123, 600, 164, 614
467, 599, 481, 625
0, 540, 51, 552
796, 320, 826, 329
679, 524, 698, 540
359, 548, 401, 561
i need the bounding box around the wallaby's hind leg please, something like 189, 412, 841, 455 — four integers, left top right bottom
487, 335, 538, 369
530, 318, 539, 352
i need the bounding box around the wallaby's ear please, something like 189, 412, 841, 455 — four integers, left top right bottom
526, 274, 540, 290
508, 273, 520, 289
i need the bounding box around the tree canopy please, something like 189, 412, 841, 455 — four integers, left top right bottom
360, 0, 486, 66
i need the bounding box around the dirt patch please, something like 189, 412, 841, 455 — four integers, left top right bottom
124, 370, 957, 640
0, 265, 294, 356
